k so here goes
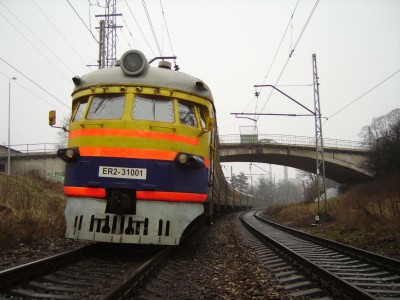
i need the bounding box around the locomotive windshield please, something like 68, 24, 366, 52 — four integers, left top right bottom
133, 96, 174, 122
87, 95, 125, 120
70, 93, 208, 128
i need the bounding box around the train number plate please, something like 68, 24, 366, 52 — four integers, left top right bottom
98, 166, 147, 180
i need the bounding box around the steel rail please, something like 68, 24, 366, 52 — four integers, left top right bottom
101, 246, 174, 299
0, 243, 97, 290
240, 211, 377, 299
253, 211, 400, 274
0, 243, 174, 299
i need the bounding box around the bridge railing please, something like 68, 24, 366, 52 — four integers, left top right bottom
1, 143, 59, 156
219, 134, 367, 151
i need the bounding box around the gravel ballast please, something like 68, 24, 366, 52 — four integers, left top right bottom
134, 213, 291, 299
0, 213, 290, 299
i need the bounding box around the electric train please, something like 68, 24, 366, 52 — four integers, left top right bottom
50, 50, 253, 245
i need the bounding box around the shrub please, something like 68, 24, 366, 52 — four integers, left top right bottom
0, 173, 66, 249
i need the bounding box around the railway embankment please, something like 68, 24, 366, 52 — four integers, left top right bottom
0, 172, 66, 250
264, 171, 400, 260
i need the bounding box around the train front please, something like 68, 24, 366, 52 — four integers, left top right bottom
58, 50, 215, 245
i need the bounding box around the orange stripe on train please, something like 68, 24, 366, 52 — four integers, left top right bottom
64, 186, 207, 203
69, 128, 199, 145
64, 186, 106, 198
78, 146, 210, 168
137, 191, 207, 203
79, 146, 177, 161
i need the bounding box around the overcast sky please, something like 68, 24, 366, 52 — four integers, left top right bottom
0, 0, 399, 180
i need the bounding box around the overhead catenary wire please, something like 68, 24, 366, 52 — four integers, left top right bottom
141, 0, 162, 56
66, 0, 99, 44
0, 70, 70, 114
327, 68, 400, 120
0, 57, 71, 111
120, 14, 136, 49
159, 0, 174, 56
0, 7, 71, 82
125, 0, 156, 57
261, 0, 300, 88
32, 0, 87, 65
257, 0, 321, 120
1, 1, 78, 76
242, 0, 300, 115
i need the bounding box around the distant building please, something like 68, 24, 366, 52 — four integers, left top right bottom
0, 145, 21, 173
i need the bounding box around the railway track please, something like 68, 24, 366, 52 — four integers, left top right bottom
0, 243, 172, 299
240, 211, 400, 300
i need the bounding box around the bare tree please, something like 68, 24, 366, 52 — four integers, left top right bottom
296, 170, 339, 202
56, 116, 70, 149
360, 109, 400, 175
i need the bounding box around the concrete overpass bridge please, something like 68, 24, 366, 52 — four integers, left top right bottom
219, 134, 373, 184
1, 134, 373, 184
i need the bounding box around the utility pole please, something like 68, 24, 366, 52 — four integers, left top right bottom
96, 0, 122, 68
312, 53, 327, 222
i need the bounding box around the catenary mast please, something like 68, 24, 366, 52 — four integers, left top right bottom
96, 0, 122, 68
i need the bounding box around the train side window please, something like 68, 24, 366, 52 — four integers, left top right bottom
178, 101, 198, 127
72, 98, 89, 122
133, 96, 174, 122
87, 95, 125, 120
199, 106, 207, 129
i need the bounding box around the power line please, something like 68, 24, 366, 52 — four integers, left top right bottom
0, 70, 70, 114
66, 0, 99, 44
119, 27, 133, 49
159, 0, 174, 56
0, 57, 71, 110
291, 0, 320, 55
257, 0, 321, 119
262, 0, 300, 87
120, 14, 135, 49
0, 7, 71, 82
141, 0, 162, 56
32, 0, 87, 65
328, 68, 400, 120
125, 0, 156, 56
243, 1, 300, 115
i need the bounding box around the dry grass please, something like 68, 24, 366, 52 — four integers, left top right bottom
265, 171, 400, 258
0, 171, 66, 249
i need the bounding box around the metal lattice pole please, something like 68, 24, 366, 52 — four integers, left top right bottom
96, 0, 122, 68
312, 53, 327, 222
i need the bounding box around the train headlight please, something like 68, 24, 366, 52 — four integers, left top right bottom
119, 50, 149, 76
175, 152, 205, 169
57, 147, 80, 162
177, 153, 189, 164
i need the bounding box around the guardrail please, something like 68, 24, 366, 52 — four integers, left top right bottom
1, 134, 367, 156
219, 134, 367, 151
1, 143, 59, 155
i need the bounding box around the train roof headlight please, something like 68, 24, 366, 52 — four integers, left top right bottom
119, 50, 149, 76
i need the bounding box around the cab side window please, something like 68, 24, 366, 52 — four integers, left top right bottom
178, 101, 198, 127
72, 97, 89, 122
199, 106, 208, 129
87, 95, 125, 120
133, 96, 174, 122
